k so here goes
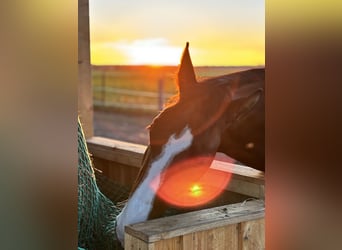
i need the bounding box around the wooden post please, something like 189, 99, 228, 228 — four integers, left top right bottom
101, 69, 106, 106
78, 0, 93, 138
158, 77, 164, 111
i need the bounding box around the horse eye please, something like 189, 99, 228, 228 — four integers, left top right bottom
245, 142, 254, 149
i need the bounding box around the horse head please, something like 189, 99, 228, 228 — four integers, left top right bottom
116, 42, 264, 246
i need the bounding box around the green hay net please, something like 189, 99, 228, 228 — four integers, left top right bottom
78, 117, 125, 249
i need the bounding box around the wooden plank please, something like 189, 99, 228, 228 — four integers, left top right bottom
222, 224, 240, 250
87, 136, 264, 197
239, 218, 265, 250
210, 160, 264, 198
211, 160, 264, 185
227, 179, 265, 199
92, 157, 139, 187
87, 136, 146, 167
153, 236, 183, 250
182, 224, 238, 250
93, 85, 174, 99
87, 137, 264, 182
94, 100, 160, 111
125, 233, 151, 250
125, 199, 264, 243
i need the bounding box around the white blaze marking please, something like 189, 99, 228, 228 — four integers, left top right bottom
116, 126, 193, 246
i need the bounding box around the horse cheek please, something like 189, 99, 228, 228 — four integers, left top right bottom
199, 128, 222, 155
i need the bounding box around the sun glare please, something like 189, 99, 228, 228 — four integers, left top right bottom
190, 184, 203, 197
115, 38, 183, 66
151, 156, 232, 208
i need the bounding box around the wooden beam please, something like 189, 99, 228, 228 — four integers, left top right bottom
125, 234, 150, 250
78, 0, 93, 138
239, 218, 265, 250
87, 136, 145, 168
86, 137, 265, 197
211, 160, 264, 185
125, 199, 264, 246
211, 160, 265, 198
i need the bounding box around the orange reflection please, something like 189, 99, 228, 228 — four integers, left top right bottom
151, 156, 232, 207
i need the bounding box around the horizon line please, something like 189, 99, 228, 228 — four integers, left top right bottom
91, 64, 265, 68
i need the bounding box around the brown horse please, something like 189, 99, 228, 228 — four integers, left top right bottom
116, 42, 264, 246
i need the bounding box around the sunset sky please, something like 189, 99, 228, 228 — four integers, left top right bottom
89, 0, 264, 66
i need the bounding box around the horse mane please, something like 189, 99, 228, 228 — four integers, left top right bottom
164, 93, 180, 108
146, 77, 182, 130
147, 81, 229, 135
147, 68, 265, 132
146, 93, 179, 130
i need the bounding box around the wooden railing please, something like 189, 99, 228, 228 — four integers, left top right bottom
86, 137, 265, 249
125, 200, 265, 249
86, 136, 264, 198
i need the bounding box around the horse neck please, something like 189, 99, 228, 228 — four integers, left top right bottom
116, 126, 194, 245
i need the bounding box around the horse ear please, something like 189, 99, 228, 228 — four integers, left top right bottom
177, 42, 197, 95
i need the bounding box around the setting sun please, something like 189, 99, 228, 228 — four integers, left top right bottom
89, 1, 264, 66
115, 38, 183, 65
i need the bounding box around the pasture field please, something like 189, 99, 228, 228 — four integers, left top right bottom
91, 65, 257, 112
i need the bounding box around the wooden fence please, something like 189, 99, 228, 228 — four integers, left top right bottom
93, 84, 173, 112
91, 65, 256, 113
92, 67, 176, 112
87, 136, 265, 199
86, 137, 265, 249
125, 200, 265, 250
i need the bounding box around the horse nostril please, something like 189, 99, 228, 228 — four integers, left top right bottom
245, 142, 254, 149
